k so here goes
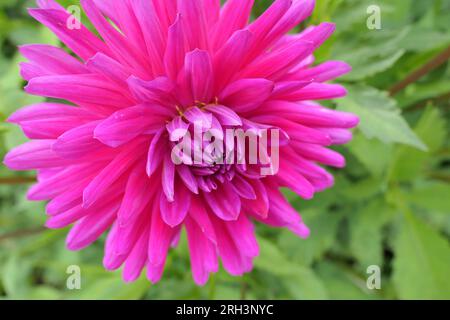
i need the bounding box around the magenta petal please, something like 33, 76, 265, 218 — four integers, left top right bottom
248, 0, 291, 53
161, 154, 175, 202
176, 165, 199, 194
28, 8, 109, 61
148, 204, 179, 267
211, 0, 254, 51
160, 184, 191, 227
4, 140, 71, 170
123, 228, 149, 283
300, 22, 336, 49
185, 49, 214, 103
131, 0, 165, 76
117, 164, 153, 225
53, 121, 105, 159
213, 29, 254, 91
66, 200, 119, 251
86, 52, 132, 86
178, 0, 209, 50
204, 182, 241, 221
146, 129, 166, 176
166, 116, 189, 141
204, 105, 242, 126
19, 44, 87, 79
82, 141, 143, 208
127, 76, 176, 106
25, 74, 131, 108
225, 214, 259, 257
184, 106, 213, 128
94, 104, 167, 148
7, 103, 97, 139
220, 78, 274, 113
231, 174, 257, 200
185, 217, 218, 285
164, 14, 188, 80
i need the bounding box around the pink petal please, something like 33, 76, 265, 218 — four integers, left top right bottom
214, 30, 254, 92
185, 49, 214, 103
80, 0, 152, 77
147, 129, 167, 176
82, 141, 144, 208
131, 0, 166, 76
292, 141, 346, 168
247, 0, 291, 59
127, 75, 176, 107
279, 83, 348, 101
204, 105, 242, 126
3, 140, 71, 170
176, 164, 199, 194
211, 0, 254, 51
53, 121, 107, 159
25, 74, 132, 109
220, 78, 274, 113
185, 217, 218, 285
164, 14, 188, 80
161, 153, 175, 202
7, 103, 97, 139
204, 182, 241, 221
242, 40, 314, 80
66, 201, 119, 250
189, 197, 217, 244
86, 52, 133, 87
94, 104, 168, 148
231, 174, 257, 200
148, 203, 179, 266
300, 22, 335, 49
160, 183, 191, 227
117, 164, 154, 225
28, 8, 109, 61
19, 44, 87, 80
123, 228, 149, 283
178, 0, 209, 50
288, 61, 352, 82
225, 214, 259, 257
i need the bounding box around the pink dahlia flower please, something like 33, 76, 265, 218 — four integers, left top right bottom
4, 0, 359, 285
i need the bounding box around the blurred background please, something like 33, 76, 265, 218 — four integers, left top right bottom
0, 0, 449, 300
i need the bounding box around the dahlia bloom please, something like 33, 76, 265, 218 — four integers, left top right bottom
4, 0, 359, 285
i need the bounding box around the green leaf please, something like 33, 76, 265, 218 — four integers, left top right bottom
279, 209, 340, 266
349, 200, 395, 269
27, 286, 61, 300
337, 85, 427, 150
389, 106, 446, 181
333, 27, 409, 81
393, 212, 450, 299
341, 49, 405, 81
1, 254, 32, 299
398, 27, 450, 52
255, 238, 328, 299
347, 132, 393, 177
406, 181, 450, 214
69, 275, 149, 300
316, 262, 379, 300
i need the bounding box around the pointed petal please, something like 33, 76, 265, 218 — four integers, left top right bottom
185, 49, 214, 103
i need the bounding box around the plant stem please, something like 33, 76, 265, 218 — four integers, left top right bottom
389, 45, 450, 96
0, 176, 36, 184
0, 226, 46, 243
240, 277, 248, 300
406, 92, 450, 111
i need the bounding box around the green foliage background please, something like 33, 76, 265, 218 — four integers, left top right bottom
0, 0, 449, 300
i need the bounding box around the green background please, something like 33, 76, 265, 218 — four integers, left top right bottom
0, 0, 449, 300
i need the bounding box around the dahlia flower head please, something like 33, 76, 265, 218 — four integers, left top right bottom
4, 0, 359, 285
